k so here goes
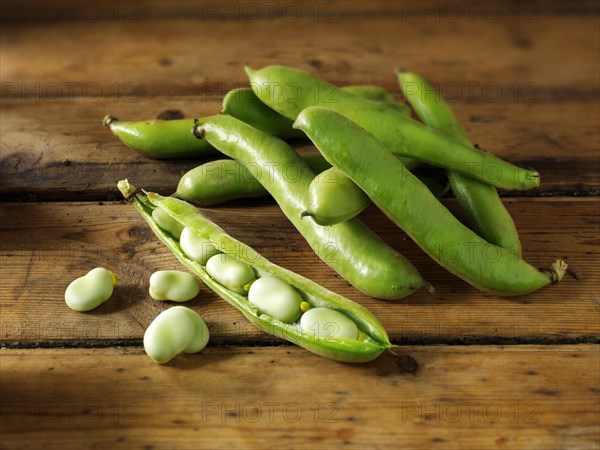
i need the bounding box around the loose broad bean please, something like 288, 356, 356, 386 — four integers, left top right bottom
65, 267, 118, 312
300, 307, 358, 340
149, 270, 201, 302
247, 276, 303, 323
246, 65, 540, 190
180, 227, 221, 264
294, 107, 567, 296
152, 207, 184, 239
191, 115, 426, 299
118, 180, 392, 362
143, 306, 209, 364
398, 72, 522, 255
205, 254, 256, 295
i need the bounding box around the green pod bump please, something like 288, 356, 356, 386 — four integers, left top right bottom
118, 180, 392, 362
222, 88, 305, 140
152, 207, 184, 239
149, 270, 201, 302
65, 267, 118, 312
294, 107, 566, 296
304, 167, 370, 225
192, 115, 426, 300
180, 227, 221, 264
143, 306, 209, 364
398, 72, 522, 256
245, 65, 540, 190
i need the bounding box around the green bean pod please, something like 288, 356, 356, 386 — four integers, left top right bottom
294, 107, 566, 296
398, 72, 522, 256
221, 88, 306, 140
245, 65, 540, 190
103, 115, 213, 159
118, 180, 392, 362
175, 155, 331, 206
175, 156, 446, 209
192, 115, 426, 300
104, 85, 407, 159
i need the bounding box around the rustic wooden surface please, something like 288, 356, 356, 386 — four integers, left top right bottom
1, 1, 599, 449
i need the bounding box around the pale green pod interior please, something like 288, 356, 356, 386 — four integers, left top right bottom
180, 227, 221, 264
152, 207, 184, 239
300, 307, 358, 340
205, 254, 256, 295
149, 270, 201, 302
117, 181, 392, 363
65, 267, 117, 312
247, 276, 303, 323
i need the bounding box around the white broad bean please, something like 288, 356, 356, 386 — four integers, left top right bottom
152, 207, 184, 239
248, 276, 303, 323
65, 267, 118, 312
179, 227, 220, 264
300, 307, 358, 340
149, 270, 201, 302
144, 306, 209, 364
205, 254, 256, 295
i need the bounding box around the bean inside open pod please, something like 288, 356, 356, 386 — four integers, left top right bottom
118, 179, 391, 363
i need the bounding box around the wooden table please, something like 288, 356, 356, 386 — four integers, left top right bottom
1, 1, 598, 448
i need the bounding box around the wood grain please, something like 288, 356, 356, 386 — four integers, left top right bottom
1, 5, 599, 96
1, 345, 598, 450
1, 199, 597, 344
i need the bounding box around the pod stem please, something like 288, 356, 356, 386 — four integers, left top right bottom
423, 282, 435, 294
540, 259, 568, 284
103, 115, 118, 128
117, 179, 137, 200
192, 124, 206, 139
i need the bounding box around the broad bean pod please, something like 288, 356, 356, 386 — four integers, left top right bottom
175, 154, 331, 206
294, 107, 566, 296
191, 115, 426, 300
118, 180, 392, 362
245, 65, 540, 190
398, 72, 522, 255
176, 156, 448, 209
104, 85, 405, 159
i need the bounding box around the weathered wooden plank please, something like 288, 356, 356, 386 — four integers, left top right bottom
1, 345, 598, 450
1, 95, 597, 200
1, 11, 598, 98
1, 199, 597, 344
2, 0, 599, 24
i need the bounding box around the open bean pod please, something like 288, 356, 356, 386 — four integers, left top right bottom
118, 180, 391, 363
